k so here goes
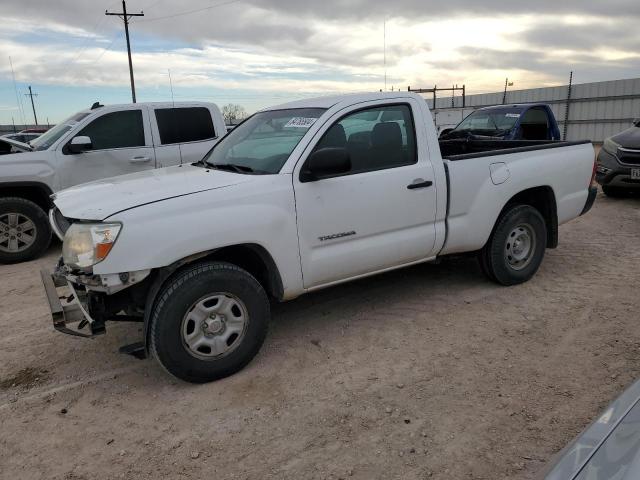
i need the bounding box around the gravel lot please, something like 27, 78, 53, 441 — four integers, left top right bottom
1, 189, 639, 480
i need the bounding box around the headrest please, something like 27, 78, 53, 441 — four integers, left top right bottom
372, 122, 402, 148
318, 124, 347, 149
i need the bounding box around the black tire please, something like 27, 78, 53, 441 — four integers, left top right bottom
0, 197, 52, 264
602, 185, 628, 198
150, 261, 270, 383
478, 205, 547, 286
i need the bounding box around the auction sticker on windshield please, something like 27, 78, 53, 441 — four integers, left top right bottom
285, 117, 318, 128
505, 113, 521, 118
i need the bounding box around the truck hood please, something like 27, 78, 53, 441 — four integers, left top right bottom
0, 136, 32, 152
53, 164, 253, 220
611, 125, 640, 149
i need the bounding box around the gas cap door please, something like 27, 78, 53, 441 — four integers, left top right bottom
490, 162, 511, 185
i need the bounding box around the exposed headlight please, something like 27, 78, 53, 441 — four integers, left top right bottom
62, 223, 122, 269
602, 137, 621, 156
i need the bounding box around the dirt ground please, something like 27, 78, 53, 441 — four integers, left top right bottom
1, 190, 639, 480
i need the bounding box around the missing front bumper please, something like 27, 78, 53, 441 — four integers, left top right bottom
40, 269, 105, 338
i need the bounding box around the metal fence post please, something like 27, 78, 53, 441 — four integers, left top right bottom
562, 72, 573, 141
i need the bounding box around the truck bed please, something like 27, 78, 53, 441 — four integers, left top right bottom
439, 140, 595, 256
439, 139, 592, 160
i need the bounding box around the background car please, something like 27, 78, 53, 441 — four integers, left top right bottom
543, 378, 640, 479
596, 119, 640, 197
439, 103, 561, 141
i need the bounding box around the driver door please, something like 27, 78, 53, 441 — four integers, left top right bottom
56, 107, 156, 189
293, 101, 438, 289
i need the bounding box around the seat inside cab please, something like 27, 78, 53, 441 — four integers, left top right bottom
518, 108, 550, 140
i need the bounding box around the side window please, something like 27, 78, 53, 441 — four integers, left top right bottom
155, 107, 216, 145
313, 104, 417, 175
519, 108, 549, 140
77, 110, 145, 150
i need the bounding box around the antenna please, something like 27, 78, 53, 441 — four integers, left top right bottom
168, 68, 175, 104
9, 56, 26, 126
383, 19, 387, 92
166, 68, 183, 165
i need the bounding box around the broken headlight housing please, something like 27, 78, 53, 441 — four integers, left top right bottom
62, 223, 122, 269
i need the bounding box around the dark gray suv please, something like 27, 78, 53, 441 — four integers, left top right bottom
596, 120, 640, 197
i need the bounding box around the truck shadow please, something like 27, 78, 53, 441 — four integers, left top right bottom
269, 255, 489, 335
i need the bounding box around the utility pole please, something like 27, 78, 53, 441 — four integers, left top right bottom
106, 1, 144, 103
502, 78, 514, 104
25, 86, 38, 126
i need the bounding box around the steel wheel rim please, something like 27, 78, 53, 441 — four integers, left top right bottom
0, 213, 38, 253
180, 293, 249, 360
504, 223, 536, 271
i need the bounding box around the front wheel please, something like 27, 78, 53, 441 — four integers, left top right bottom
478, 205, 547, 286
150, 262, 270, 383
0, 197, 52, 264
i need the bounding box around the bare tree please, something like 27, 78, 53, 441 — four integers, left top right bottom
222, 104, 247, 124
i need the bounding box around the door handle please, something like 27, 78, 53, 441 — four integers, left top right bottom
130, 156, 151, 163
407, 179, 433, 190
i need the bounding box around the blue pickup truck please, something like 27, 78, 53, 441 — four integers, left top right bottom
440, 103, 561, 141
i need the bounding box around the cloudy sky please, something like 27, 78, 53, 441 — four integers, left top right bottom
1, 0, 639, 125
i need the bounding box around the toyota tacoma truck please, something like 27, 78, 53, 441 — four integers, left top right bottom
41, 92, 598, 383
0, 101, 226, 264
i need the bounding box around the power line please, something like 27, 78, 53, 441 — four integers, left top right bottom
93, 31, 125, 63
59, 1, 121, 71
138, 0, 242, 23
106, 0, 145, 103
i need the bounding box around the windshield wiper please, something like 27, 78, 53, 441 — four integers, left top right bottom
207, 163, 257, 174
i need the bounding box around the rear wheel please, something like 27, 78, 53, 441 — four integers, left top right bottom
479, 205, 547, 286
150, 261, 270, 383
0, 197, 51, 264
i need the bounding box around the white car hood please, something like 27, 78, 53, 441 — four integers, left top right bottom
53, 164, 253, 220
0, 136, 32, 152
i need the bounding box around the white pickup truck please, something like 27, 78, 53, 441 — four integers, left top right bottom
0, 101, 226, 263
41, 92, 597, 383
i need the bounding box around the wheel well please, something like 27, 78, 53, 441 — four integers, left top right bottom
141, 243, 284, 356
202, 244, 284, 300
0, 183, 53, 212
503, 186, 558, 248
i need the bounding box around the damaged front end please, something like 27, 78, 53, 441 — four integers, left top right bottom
40, 259, 152, 358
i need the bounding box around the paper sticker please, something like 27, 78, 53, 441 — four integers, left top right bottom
285, 117, 317, 128
505, 113, 521, 118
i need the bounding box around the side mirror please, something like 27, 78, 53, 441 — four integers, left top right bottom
439, 128, 454, 138
68, 136, 93, 154
301, 148, 351, 182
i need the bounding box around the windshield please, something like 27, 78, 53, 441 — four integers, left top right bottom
454, 108, 522, 133
30, 112, 92, 151
203, 108, 326, 174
